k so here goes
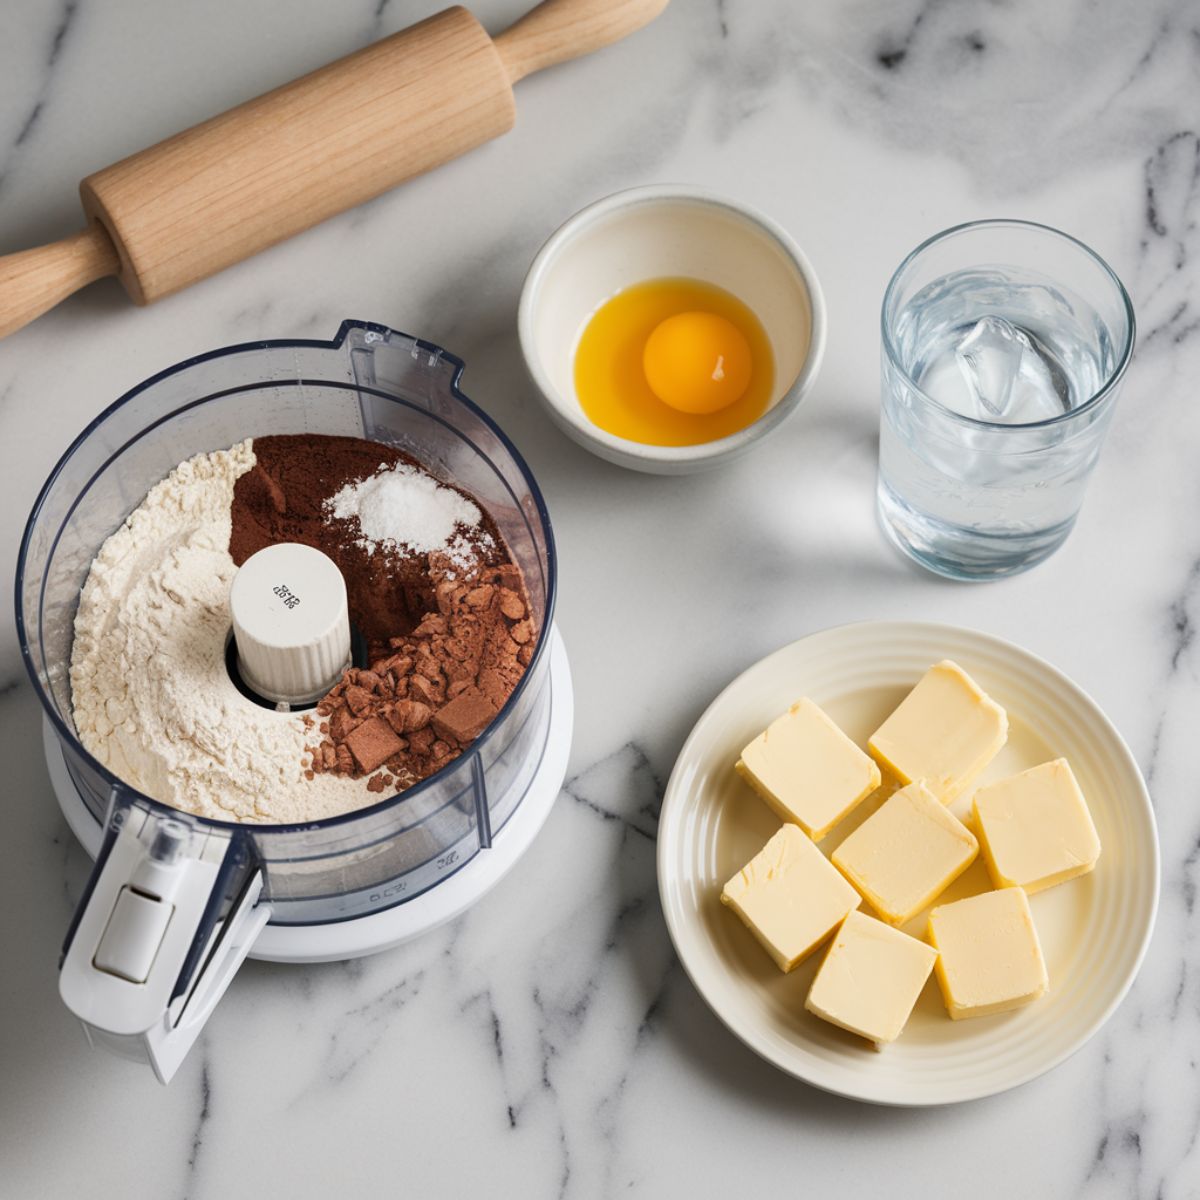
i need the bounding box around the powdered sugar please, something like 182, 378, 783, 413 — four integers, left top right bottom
326, 463, 481, 556
443, 529, 496, 577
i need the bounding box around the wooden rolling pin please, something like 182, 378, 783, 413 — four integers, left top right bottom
0, 0, 668, 338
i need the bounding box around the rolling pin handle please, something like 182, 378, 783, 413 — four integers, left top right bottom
0, 224, 119, 338
493, 0, 670, 85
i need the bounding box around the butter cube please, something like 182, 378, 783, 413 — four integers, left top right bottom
832, 780, 978, 926
736, 699, 881, 840
868, 660, 1007, 803
973, 759, 1101, 894
927, 887, 1048, 1020
721, 824, 861, 972
805, 910, 938, 1048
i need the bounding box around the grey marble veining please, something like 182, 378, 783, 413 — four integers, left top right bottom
1, 0, 1199, 1196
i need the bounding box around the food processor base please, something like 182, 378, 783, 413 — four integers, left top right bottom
46, 627, 573, 964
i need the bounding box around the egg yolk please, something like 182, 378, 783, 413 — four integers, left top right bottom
642, 312, 753, 414
573, 277, 774, 447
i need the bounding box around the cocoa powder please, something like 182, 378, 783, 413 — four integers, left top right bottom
230, 434, 536, 793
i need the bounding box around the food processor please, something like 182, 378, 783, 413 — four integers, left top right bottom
15, 319, 573, 1082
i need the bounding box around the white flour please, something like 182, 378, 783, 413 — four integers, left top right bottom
69, 440, 371, 823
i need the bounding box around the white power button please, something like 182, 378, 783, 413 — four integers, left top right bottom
230, 543, 352, 705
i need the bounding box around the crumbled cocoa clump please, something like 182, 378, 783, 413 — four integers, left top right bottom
498, 589, 526, 620
386, 700, 431, 734
302, 543, 536, 790
343, 716, 405, 774
329, 706, 361, 742
432, 688, 498, 743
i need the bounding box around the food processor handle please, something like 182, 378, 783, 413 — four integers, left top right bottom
493, 0, 671, 84
58, 803, 270, 1084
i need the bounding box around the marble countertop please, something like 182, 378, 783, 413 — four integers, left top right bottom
1, 0, 1197, 1195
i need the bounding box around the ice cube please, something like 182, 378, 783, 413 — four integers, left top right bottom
954, 315, 1068, 423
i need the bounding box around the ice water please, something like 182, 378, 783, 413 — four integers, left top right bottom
879, 265, 1122, 579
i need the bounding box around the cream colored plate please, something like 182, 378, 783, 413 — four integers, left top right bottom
657, 621, 1159, 1106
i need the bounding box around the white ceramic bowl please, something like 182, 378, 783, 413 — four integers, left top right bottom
518, 186, 827, 474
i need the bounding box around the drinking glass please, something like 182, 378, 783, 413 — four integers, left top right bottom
878, 220, 1135, 580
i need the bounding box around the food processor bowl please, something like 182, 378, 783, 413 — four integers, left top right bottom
15, 320, 572, 1081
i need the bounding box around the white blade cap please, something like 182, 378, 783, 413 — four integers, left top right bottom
230, 542, 351, 705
